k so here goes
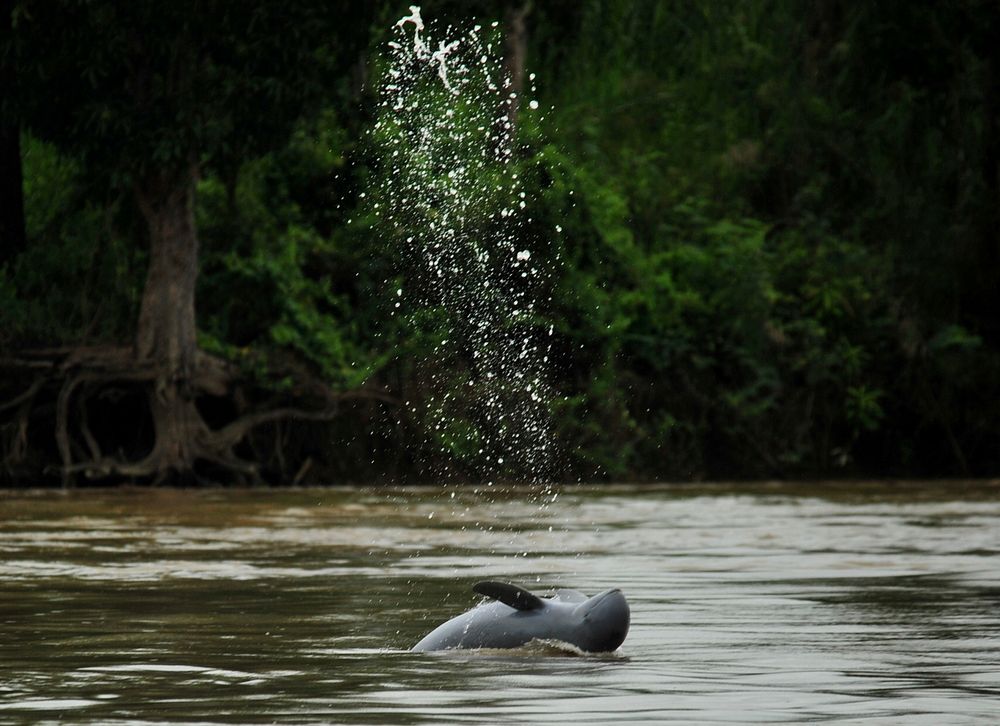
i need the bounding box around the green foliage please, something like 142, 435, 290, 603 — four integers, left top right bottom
512, 0, 1000, 479
196, 111, 383, 391
7, 2, 372, 186
4, 0, 1000, 481
1, 134, 137, 345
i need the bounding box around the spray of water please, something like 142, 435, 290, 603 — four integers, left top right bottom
369, 6, 558, 501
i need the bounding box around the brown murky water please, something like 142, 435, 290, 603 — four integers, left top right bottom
2, 482, 1000, 723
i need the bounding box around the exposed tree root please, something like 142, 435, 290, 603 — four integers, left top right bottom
0, 377, 46, 414
1, 344, 395, 486
0, 376, 43, 470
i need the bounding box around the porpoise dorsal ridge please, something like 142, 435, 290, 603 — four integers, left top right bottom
472, 581, 544, 611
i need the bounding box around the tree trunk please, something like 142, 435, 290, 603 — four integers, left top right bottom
493, 1, 532, 159
1, 0, 26, 263
133, 164, 205, 479
134, 165, 200, 380
0, 123, 26, 263
974, 51, 1000, 345
502, 1, 532, 130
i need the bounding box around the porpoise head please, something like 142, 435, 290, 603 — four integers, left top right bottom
571, 587, 630, 652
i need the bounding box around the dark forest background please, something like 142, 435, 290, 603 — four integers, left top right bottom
2, 1, 998, 486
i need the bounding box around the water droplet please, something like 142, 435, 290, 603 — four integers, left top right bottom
368, 6, 562, 494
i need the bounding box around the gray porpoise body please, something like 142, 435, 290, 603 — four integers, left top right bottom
411, 582, 630, 652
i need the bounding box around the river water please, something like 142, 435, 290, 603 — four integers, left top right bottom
2, 482, 999, 724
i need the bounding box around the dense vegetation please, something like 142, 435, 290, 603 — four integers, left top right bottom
2, 1, 998, 486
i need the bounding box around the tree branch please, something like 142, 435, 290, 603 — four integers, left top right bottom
0, 377, 46, 414
213, 406, 340, 449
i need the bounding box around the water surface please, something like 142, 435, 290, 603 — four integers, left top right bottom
2, 482, 1000, 723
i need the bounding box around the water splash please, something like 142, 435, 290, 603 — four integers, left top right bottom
370, 7, 557, 493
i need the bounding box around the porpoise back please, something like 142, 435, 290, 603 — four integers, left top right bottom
411, 581, 629, 652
